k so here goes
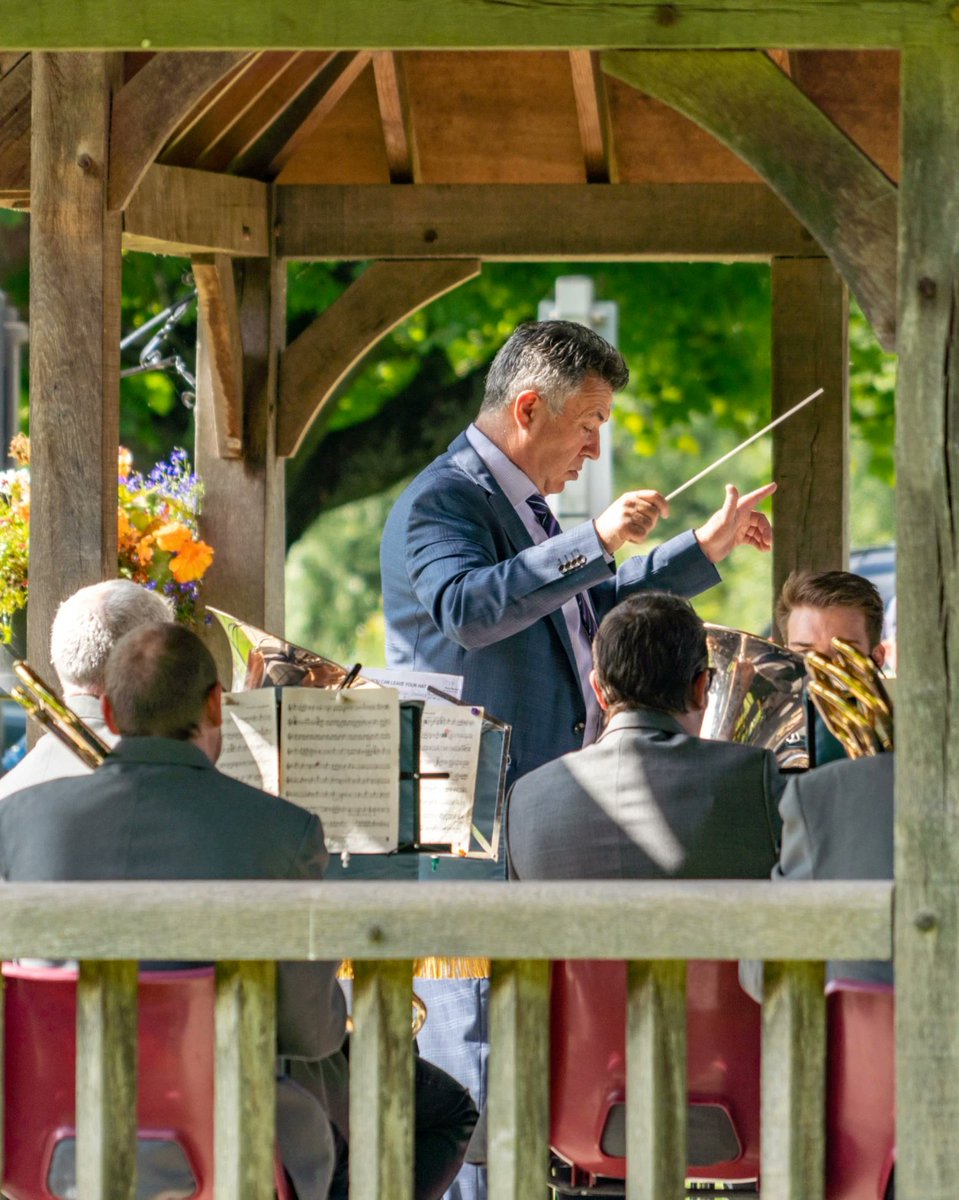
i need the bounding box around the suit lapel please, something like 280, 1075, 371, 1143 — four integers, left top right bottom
448, 432, 582, 684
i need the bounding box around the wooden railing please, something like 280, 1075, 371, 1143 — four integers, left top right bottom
0, 878, 893, 1200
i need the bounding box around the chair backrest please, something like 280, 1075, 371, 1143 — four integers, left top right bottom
550, 959, 761, 1184
825, 980, 895, 1200
2, 962, 215, 1200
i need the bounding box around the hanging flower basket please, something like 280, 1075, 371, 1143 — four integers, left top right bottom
0, 436, 215, 642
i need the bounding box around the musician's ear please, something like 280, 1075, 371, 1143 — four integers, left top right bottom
871, 643, 886, 669
589, 668, 608, 710
204, 681, 223, 729
101, 694, 121, 736
689, 669, 710, 713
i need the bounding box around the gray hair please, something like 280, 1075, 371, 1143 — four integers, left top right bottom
480, 320, 629, 417
50, 580, 174, 694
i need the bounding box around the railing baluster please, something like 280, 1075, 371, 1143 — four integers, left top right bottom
76, 959, 138, 1200
626, 960, 687, 1200
761, 960, 826, 1200
488, 959, 550, 1200
351, 959, 414, 1200
215, 960, 277, 1200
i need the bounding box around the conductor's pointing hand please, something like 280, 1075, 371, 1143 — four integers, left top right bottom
694, 482, 776, 564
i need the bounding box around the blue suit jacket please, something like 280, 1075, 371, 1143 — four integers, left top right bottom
382, 433, 721, 793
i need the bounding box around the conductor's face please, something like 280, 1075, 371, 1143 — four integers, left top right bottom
515, 374, 613, 495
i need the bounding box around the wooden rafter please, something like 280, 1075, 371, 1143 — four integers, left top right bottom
160, 53, 263, 161
192, 253, 244, 458
0, 2, 952, 51
569, 50, 617, 183
232, 51, 370, 178
603, 49, 897, 349
372, 52, 419, 184
193, 51, 307, 172
276, 182, 816, 262
108, 51, 248, 211
0, 54, 31, 200
277, 259, 481, 458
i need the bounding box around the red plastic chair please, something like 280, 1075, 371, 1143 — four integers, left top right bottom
1, 963, 292, 1200
825, 980, 895, 1200
550, 960, 761, 1192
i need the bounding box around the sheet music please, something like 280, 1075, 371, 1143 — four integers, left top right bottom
362, 667, 464, 703
418, 702, 484, 853
219, 690, 280, 792
280, 688, 400, 853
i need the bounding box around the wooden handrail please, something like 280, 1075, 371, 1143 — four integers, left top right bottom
0, 880, 893, 1200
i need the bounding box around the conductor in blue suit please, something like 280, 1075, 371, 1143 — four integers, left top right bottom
380, 319, 775, 1200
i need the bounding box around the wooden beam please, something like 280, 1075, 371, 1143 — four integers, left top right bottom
196, 254, 286, 630
0, 55, 30, 195
569, 50, 617, 183
602, 50, 897, 350
161, 51, 267, 163
108, 51, 248, 211
277, 258, 480, 458
76, 960, 138, 1200
761, 962, 826, 1200
372, 52, 419, 184
351, 961, 414, 1200
215, 961, 277, 1200
28, 52, 122, 686
770, 257, 849, 617
0, 880, 892, 964
276, 183, 817, 262
193, 253, 244, 458
626, 961, 686, 1200
123, 164, 269, 256
0, 2, 953, 51
895, 43, 959, 1200
266, 51, 372, 176
488, 960, 550, 1200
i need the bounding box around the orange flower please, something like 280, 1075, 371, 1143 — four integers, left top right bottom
168, 537, 214, 583
154, 522, 192, 553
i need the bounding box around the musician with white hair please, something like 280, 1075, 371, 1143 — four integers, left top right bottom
0, 579, 173, 799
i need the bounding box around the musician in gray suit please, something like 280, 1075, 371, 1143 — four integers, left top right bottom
506, 591, 785, 881
740, 753, 894, 1000
0, 623, 346, 1200
0, 579, 172, 800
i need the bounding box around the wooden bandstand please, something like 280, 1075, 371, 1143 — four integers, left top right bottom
0, 6, 951, 1199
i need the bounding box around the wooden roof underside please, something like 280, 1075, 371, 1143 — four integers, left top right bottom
147, 49, 898, 187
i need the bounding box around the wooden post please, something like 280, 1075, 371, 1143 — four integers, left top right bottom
76, 960, 139, 1200
214, 960, 277, 1200
770, 257, 849, 623
896, 44, 959, 1200
28, 53, 122, 683
196, 253, 286, 631
626, 961, 686, 1200
488, 959, 550, 1200
351, 960, 415, 1200
760, 961, 826, 1200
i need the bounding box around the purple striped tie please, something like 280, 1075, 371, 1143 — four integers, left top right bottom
527, 493, 599, 642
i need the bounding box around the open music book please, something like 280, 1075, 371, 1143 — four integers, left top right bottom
208, 610, 505, 857
218, 687, 487, 855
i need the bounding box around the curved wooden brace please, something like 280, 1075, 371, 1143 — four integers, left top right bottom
602, 49, 898, 350
277, 258, 481, 458
109, 51, 248, 212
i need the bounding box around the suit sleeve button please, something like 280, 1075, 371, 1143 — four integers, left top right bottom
573, 721, 586, 734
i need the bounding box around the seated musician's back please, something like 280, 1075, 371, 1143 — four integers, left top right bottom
0, 623, 345, 1200
505, 592, 785, 881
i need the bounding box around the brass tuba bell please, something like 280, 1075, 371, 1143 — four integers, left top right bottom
700, 625, 808, 768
